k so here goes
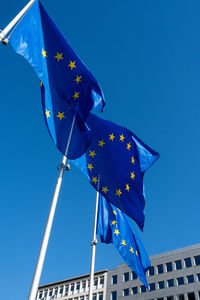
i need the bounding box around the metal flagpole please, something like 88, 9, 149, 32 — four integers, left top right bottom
0, 0, 36, 45
28, 113, 77, 300
89, 177, 100, 300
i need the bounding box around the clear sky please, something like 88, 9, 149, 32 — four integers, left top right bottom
0, 0, 200, 299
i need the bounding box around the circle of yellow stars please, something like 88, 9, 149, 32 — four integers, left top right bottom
87, 131, 136, 200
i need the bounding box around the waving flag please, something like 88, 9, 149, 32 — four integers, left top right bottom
72, 113, 159, 230
97, 195, 150, 288
10, 0, 105, 159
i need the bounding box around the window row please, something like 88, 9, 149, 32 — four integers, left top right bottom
125, 273, 200, 295
148, 291, 199, 300
110, 255, 200, 283
38, 277, 104, 299
147, 255, 200, 276
38, 292, 103, 300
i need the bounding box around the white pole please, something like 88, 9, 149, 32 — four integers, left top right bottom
89, 181, 100, 300
28, 113, 76, 300
0, 0, 36, 43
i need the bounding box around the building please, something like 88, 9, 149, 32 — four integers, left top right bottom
37, 244, 200, 300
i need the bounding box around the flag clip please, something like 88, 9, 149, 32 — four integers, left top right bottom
57, 163, 70, 172
89, 239, 98, 246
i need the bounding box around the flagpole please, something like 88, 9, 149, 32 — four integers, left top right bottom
89, 178, 100, 300
0, 0, 36, 44
28, 113, 76, 300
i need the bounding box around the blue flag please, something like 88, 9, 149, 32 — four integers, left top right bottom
72, 113, 159, 230
97, 195, 150, 288
10, 0, 105, 159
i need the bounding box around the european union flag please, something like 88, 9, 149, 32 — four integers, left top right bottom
73, 113, 159, 230
97, 195, 150, 288
10, 0, 105, 159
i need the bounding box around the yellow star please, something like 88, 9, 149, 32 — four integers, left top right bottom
54, 52, 63, 61
75, 75, 82, 84
102, 186, 109, 194
125, 184, 130, 192
92, 177, 98, 184
112, 220, 117, 225
87, 163, 94, 171
121, 240, 127, 247
42, 49, 47, 58
135, 251, 138, 256
129, 247, 134, 253
89, 150, 96, 158
98, 140, 105, 147
127, 142, 132, 150
131, 156, 135, 164
119, 134, 125, 142
45, 109, 50, 118
56, 112, 66, 120
130, 171, 135, 180
68, 60, 76, 70
114, 229, 120, 236
73, 91, 80, 100
109, 133, 115, 141
40, 81, 43, 87
115, 189, 122, 197
113, 210, 117, 215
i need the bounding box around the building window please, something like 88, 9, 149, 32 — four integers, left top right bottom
82, 281, 86, 292
44, 290, 47, 298
74, 298, 78, 300
140, 285, 146, 293
167, 279, 174, 287
177, 295, 184, 300
123, 288, 129, 296
149, 283, 155, 291
177, 277, 184, 285
70, 284, 74, 294
194, 255, 200, 266
132, 271, 137, 280
123, 272, 129, 282
49, 289, 53, 296
157, 264, 164, 274
112, 275, 117, 284
149, 266, 154, 276
111, 291, 117, 300
86, 296, 89, 300
187, 275, 194, 283
157, 298, 164, 300
76, 282, 80, 292
184, 257, 192, 268
158, 281, 165, 289
55, 288, 58, 296
39, 291, 42, 299
188, 293, 195, 300
197, 273, 200, 281
94, 278, 98, 289
175, 260, 182, 270
166, 262, 173, 272
80, 297, 84, 300
99, 292, 103, 300
65, 285, 69, 295
93, 293, 97, 300
132, 287, 137, 294
167, 297, 174, 300
100, 277, 104, 287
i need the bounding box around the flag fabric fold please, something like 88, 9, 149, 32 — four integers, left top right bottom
72, 113, 159, 230
10, 0, 105, 159
97, 195, 150, 288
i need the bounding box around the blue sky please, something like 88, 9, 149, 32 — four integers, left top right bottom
0, 0, 200, 299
